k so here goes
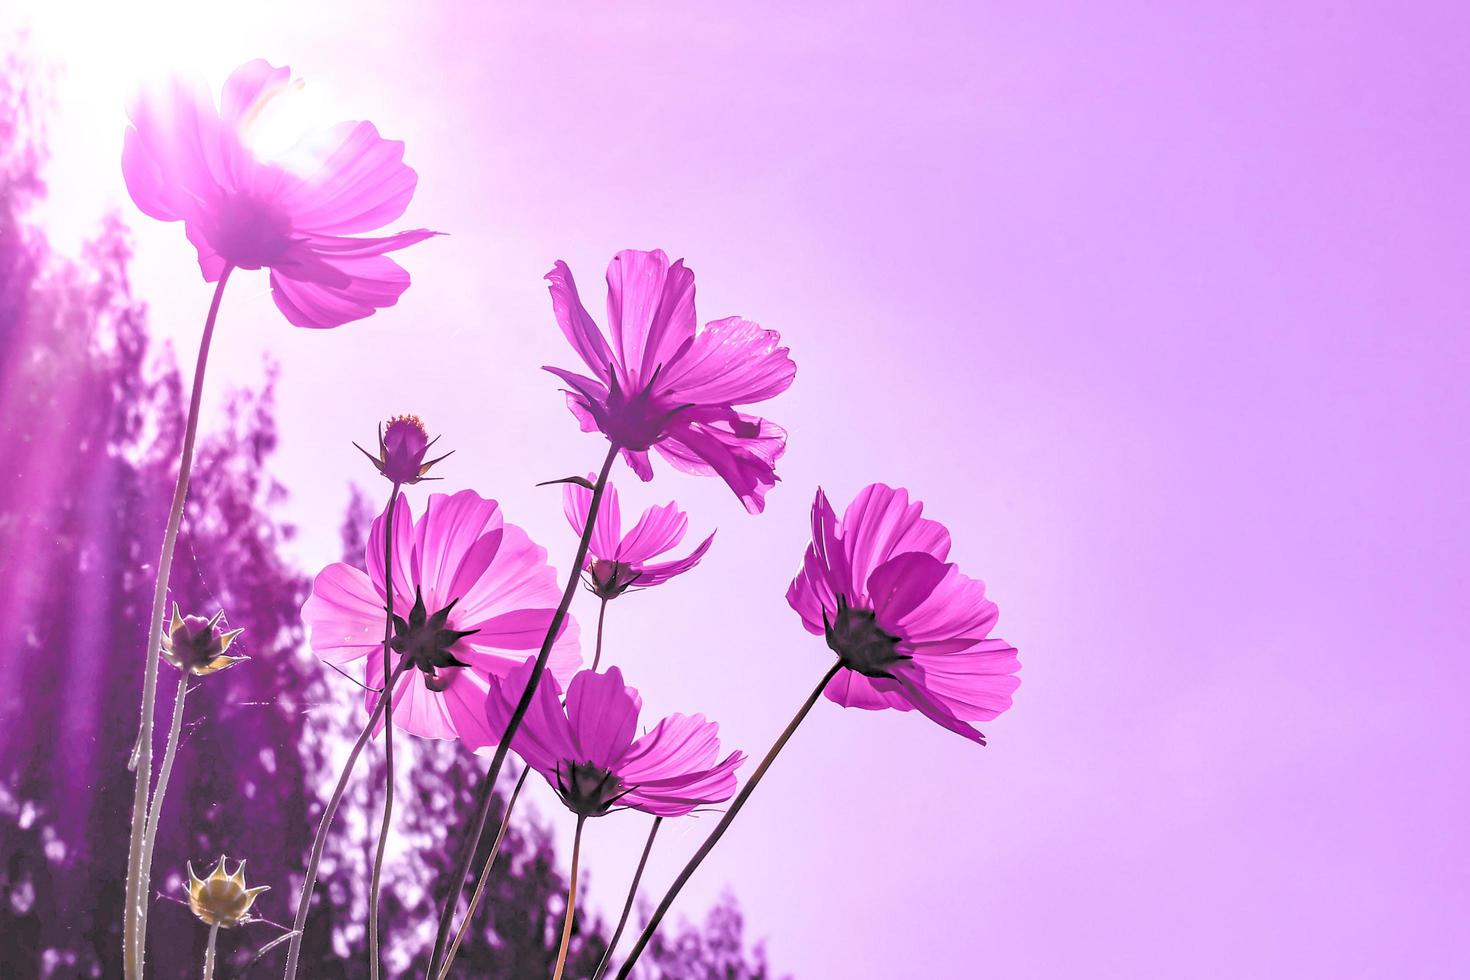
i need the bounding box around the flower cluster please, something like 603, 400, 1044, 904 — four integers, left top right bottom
119, 58, 1022, 980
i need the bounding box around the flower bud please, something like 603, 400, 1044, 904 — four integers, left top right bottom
355, 414, 452, 485
161, 604, 246, 676
185, 856, 269, 928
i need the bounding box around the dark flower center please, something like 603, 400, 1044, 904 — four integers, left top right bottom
391, 588, 478, 691
601, 368, 689, 451
824, 594, 907, 677
205, 193, 294, 269
587, 559, 640, 600
554, 761, 629, 817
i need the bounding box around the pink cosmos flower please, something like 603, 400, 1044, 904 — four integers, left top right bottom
786, 484, 1020, 745
302, 490, 580, 744
123, 59, 437, 328
562, 477, 715, 600
545, 249, 795, 513
480, 659, 744, 818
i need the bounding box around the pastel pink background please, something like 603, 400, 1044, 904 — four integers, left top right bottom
12, 2, 1469, 976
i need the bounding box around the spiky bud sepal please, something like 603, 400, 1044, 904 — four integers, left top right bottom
185, 856, 269, 928
354, 414, 453, 485
162, 603, 246, 676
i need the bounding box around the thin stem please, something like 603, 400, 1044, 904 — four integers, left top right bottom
593, 816, 662, 980
615, 660, 844, 979
552, 816, 587, 980
591, 597, 609, 672
125, 265, 233, 980
368, 484, 403, 980
426, 442, 621, 975
136, 671, 189, 946
438, 766, 530, 979
202, 922, 220, 980
283, 658, 412, 980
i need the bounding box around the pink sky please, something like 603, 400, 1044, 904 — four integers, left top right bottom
13, 2, 1470, 975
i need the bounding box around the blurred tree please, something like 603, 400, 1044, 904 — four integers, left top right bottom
0, 41, 781, 980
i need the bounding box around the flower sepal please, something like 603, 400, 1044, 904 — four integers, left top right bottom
185, 856, 269, 928
354, 415, 452, 485
162, 604, 246, 677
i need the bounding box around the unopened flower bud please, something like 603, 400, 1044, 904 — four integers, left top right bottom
355, 414, 452, 485
185, 856, 269, 928
162, 604, 246, 676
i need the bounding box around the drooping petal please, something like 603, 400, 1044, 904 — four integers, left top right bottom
823, 668, 915, 712
605, 249, 696, 388
632, 531, 715, 588
616, 501, 688, 564
269, 250, 414, 329
438, 668, 497, 749
366, 650, 458, 740
907, 638, 1020, 722
621, 449, 654, 482
565, 667, 642, 769
840, 484, 952, 599
881, 662, 990, 745
657, 317, 795, 408
546, 260, 614, 381
301, 563, 383, 666
654, 414, 787, 513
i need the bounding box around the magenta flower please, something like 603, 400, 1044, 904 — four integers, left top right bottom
786, 484, 1020, 744
545, 249, 795, 513
302, 490, 581, 743
562, 477, 715, 600
122, 59, 437, 328
480, 659, 744, 818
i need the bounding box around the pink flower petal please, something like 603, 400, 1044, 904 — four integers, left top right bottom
366, 651, 458, 740
867, 552, 951, 635
604, 249, 696, 388
565, 667, 642, 769
616, 501, 687, 564
840, 484, 952, 599
658, 316, 795, 407
564, 476, 627, 560
301, 563, 383, 666
654, 414, 787, 513
786, 488, 851, 635
621, 448, 654, 481
483, 659, 577, 768
546, 260, 613, 381
365, 491, 415, 606
411, 490, 506, 610
823, 669, 915, 711
279, 121, 418, 235
907, 638, 1020, 722
123, 73, 226, 221
633, 530, 715, 588
619, 713, 721, 780
269, 251, 413, 328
